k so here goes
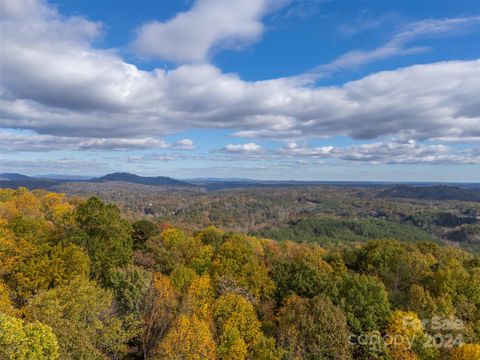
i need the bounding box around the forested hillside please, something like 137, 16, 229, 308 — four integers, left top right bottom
255, 217, 438, 245
52, 184, 480, 253
1, 188, 480, 359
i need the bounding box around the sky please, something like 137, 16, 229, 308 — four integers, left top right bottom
0, 0, 479, 181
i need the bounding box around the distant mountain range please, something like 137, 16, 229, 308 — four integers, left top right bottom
0, 173, 34, 181
92, 172, 191, 187
0, 172, 192, 190
0, 172, 479, 200
35, 174, 94, 180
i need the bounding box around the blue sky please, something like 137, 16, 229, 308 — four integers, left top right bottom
0, 0, 479, 181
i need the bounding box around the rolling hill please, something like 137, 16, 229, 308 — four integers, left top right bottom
93, 172, 192, 187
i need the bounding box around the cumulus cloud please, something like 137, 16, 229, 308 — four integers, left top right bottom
174, 138, 195, 150
223, 142, 263, 154
0, 0, 479, 163
132, 0, 288, 63
0, 130, 196, 152
278, 140, 480, 165
218, 140, 480, 165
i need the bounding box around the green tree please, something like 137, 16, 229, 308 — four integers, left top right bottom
269, 241, 333, 302
350, 240, 432, 307
132, 220, 157, 250
73, 197, 133, 282
171, 264, 198, 292
426, 258, 469, 299
106, 264, 152, 315
191, 244, 214, 274
195, 226, 224, 249
24, 277, 136, 359
212, 234, 274, 300
147, 228, 203, 274
271, 259, 327, 300
334, 273, 391, 334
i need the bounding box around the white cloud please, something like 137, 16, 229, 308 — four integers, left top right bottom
0, 0, 479, 160
0, 130, 195, 152
277, 140, 480, 165
76, 137, 168, 151
219, 140, 480, 165
0, 0, 43, 19
224, 142, 263, 154
3, 53, 479, 143
174, 138, 195, 150
132, 0, 288, 63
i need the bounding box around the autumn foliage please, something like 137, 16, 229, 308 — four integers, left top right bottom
1, 188, 480, 359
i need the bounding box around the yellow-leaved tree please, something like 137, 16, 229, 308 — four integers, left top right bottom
0, 313, 59, 360
141, 272, 178, 358
0, 281, 16, 316
182, 274, 215, 320
213, 293, 281, 360
155, 314, 216, 360
385, 310, 424, 360
451, 344, 480, 360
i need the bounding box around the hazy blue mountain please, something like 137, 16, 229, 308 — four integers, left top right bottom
0, 173, 35, 181
35, 174, 94, 180
93, 172, 193, 187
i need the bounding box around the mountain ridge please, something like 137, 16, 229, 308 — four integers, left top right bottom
92, 172, 192, 187
0, 173, 35, 181
1, 173, 479, 198
0, 172, 193, 190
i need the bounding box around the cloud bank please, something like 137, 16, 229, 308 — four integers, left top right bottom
0, 0, 479, 170
218, 140, 480, 165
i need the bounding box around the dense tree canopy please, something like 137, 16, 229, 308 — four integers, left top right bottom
1, 188, 479, 359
